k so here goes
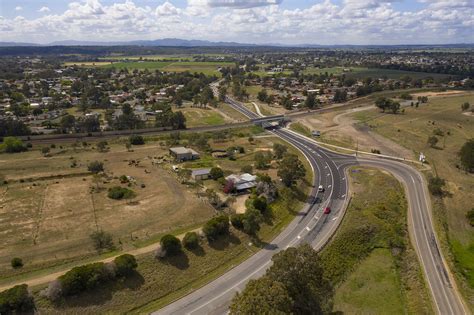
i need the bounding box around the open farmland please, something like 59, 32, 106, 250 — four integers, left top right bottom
0, 142, 215, 280
351, 92, 474, 305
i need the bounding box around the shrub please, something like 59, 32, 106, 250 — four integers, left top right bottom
182, 232, 199, 249
108, 186, 135, 200
0, 284, 34, 314
428, 176, 445, 196
467, 209, 474, 227
114, 254, 138, 277
129, 135, 145, 145
160, 234, 182, 256
11, 257, 23, 269
58, 262, 110, 296
231, 213, 245, 229
241, 165, 253, 173
252, 196, 268, 213
203, 215, 230, 241
89, 230, 115, 251
210, 167, 224, 180
459, 139, 474, 173
87, 161, 104, 173
41, 147, 50, 155
44, 280, 62, 302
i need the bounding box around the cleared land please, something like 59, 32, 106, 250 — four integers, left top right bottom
22, 133, 313, 314
350, 92, 474, 307
323, 167, 432, 314
179, 106, 227, 127
0, 142, 215, 281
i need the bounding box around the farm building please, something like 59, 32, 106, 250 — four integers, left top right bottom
225, 173, 257, 192
169, 147, 200, 162
191, 168, 211, 181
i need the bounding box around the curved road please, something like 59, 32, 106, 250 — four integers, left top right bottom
154, 94, 466, 315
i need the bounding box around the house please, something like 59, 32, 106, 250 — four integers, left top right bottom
225, 173, 257, 192
191, 168, 211, 181
169, 147, 200, 162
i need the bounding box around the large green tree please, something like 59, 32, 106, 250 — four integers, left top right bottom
277, 153, 306, 187
267, 244, 333, 314
229, 277, 293, 315
459, 139, 474, 172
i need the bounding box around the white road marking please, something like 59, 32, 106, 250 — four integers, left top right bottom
342, 194, 346, 198
306, 227, 310, 231
297, 235, 301, 239
328, 185, 332, 188
332, 217, 338, 221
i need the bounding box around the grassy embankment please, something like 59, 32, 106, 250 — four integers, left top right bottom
351, 92, 474, 308
321, 167, 433, 314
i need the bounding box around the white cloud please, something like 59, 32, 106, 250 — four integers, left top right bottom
15, 6, 23, 11
38, 6, 51, 13
156, 1, 181, 16
207, 0, 282, 8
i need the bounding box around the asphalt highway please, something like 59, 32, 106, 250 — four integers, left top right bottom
154, 94, 466, 315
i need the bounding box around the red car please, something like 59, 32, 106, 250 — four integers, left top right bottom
324, 207, 331, 214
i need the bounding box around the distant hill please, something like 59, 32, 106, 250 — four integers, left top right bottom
0, 39, 472, 49
0, 38, 256, 47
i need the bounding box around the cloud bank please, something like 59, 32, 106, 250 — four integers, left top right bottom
1, 0, 473, 45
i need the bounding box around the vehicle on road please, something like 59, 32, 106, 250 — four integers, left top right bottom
324, 207, 331, 214
312, 130, 321, 137
318, 185, 325, 192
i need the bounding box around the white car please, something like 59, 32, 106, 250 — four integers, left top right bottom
318, 185, 325, 192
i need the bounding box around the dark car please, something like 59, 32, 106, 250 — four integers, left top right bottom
324, 207, 331, 214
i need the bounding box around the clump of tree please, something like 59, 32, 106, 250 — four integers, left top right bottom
0, 119, 30, 137
87, 161, 104, 173
229, 244, 333, 314
375, 97, 401, 114
254, 151, 272, 169
160, 234, 182, 256
89, 230, 115, 251
129, 134, 145, 145
45, 255, 138, 300
108, 186, 135, 200
203, 215, 230, 241
0, 137, 27, 153
305, 92, 319, 109
277, 153, 306, 187
459, 139, 474, 173
0, 284, 34, 314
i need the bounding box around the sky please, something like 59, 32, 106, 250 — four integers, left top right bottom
0, 0, 473, 45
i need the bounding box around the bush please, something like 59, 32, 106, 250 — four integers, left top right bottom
114, 254, 138, 277
210, 167, 224, 180
241, 165, 253, 173
203, 215, 230, 241
428, 176, 445, 196
58, 262, 110, 296
108, 186, 135, 200
252, 196, 268, 213
459, 139, 474, 173
0, 137, 27, 153
89, 230, 115, 251
87, 161, 104, 173
182, 232, 199, 249
11, 257, 23, 269
467, 209, 474, 227
129, 135, 145, 145
160, 234, 182, 256
0, 284, 34, 314
231, 213, 245, 229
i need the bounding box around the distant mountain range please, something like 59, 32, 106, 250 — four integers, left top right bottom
0, 38, 473, 48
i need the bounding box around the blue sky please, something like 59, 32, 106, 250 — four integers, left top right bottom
1, 0, 473, 44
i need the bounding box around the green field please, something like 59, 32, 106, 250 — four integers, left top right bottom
302, 66, 452, 80
351, 92, 474, 307
180, 107, 226, 127
321, 167, 432, 314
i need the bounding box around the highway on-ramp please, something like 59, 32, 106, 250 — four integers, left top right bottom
154, 93, 466, 315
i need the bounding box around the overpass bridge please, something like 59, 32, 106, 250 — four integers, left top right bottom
251, 115, 289, 128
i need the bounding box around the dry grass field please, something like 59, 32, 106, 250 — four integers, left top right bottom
350, 92, 474, 306
0, 142, 215, 279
